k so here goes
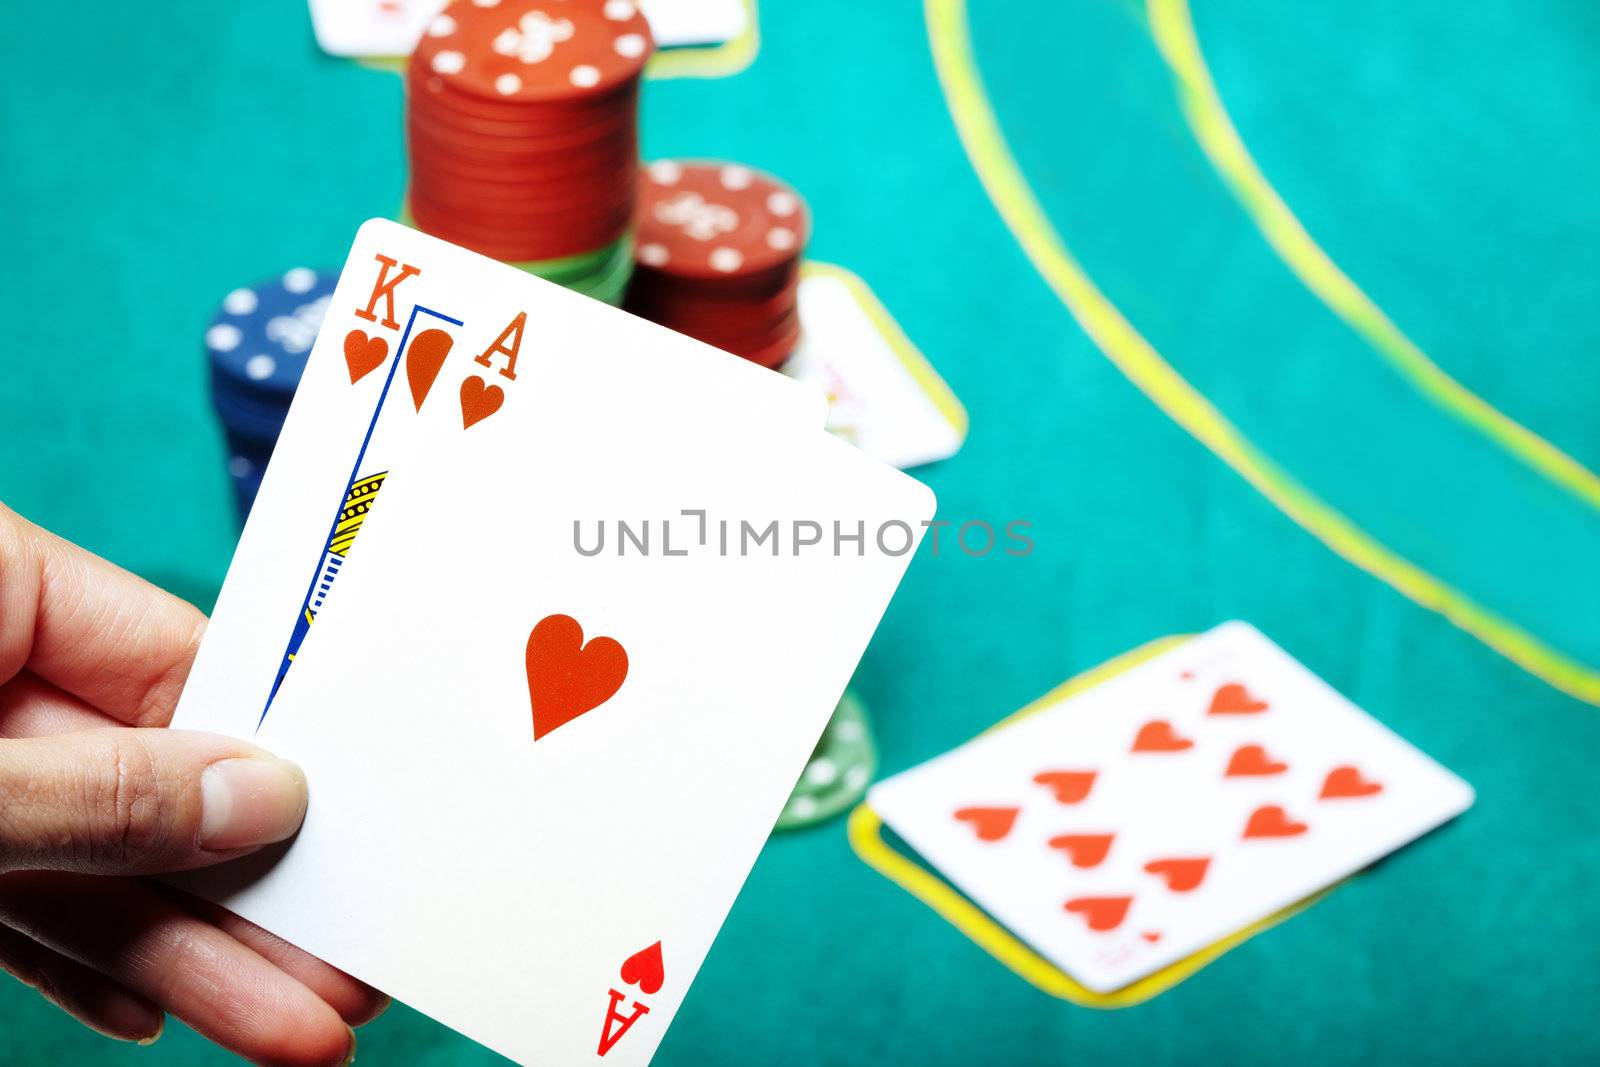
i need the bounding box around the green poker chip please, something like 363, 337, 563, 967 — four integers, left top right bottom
395, 204, 632, 303
774, 692, 877, 832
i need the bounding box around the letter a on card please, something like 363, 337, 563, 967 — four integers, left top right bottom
597, 990, 648, 1057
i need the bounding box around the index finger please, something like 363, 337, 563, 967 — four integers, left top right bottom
0, 503, 206, 727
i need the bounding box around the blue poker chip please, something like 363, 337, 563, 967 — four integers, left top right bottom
221, 426, 275, 467
227, 451, 267, 521
211, 378, 291, 447
205, 267, 335, 402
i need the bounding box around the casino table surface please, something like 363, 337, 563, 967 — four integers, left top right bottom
3, 0, 1599, 1063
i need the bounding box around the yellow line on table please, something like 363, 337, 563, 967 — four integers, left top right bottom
1145, 0, 1600, 511
646, 0, 761, 80
923, 0, 1600, 704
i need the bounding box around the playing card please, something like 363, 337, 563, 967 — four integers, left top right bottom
868, 621, 1474, 993
637, 0, 748, 48
308, 0, 746, 58
783, 265, 965, 470
173, 219, 826, 740
308, 0, 445, 58
177, 401, 934, 1064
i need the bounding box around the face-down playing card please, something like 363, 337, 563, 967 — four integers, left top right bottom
175, 358, 935, 1065
867, 621, 1474, 995
172, 219, 827, 742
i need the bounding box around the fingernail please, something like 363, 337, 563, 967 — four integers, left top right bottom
341, 1026, 358, 1066
199, 757, 309, 851
137, 1017, 165, 1046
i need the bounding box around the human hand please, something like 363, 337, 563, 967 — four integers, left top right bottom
0, 503, 387, 1065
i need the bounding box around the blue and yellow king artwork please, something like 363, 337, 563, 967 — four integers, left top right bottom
259, 304, 464, 728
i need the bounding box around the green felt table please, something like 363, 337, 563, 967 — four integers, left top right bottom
3, 0, 1599, 1062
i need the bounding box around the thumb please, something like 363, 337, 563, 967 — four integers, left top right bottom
0, 729, 308, 876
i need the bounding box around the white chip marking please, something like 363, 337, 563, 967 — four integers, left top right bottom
613, 33, 646, 58
832, 718, 864, 742
787, 795, 819, 820
222, 288, 257, 315
472, 0, 501, 6
766, 190, 798, 216
803, 758, 839, 787
709, 247, 744, 272
767, 227, 797, 252
638, 242, 669, 267
228, 455, 253, 479
244, 354, 277, 381
646, 160, 682, 184
719, 165, 753, 190
206, 324, 242, 352
844, 765, 871, 791
603, 0, 637, 20
281, 267, 316, 294
570, 64, 601, 88
427, 13, 457, 36
431, 50, 466, 75
495, 73, 523, 95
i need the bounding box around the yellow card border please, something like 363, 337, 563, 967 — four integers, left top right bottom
801, 260, 970, 441
847, 634, 1336, 1008
645, 0, 761, 81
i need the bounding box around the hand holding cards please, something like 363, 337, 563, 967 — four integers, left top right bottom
172, 220, 934, 1064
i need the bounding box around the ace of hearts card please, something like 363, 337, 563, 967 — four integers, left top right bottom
866, 621, 1474, 996
171, 220, 933, 1064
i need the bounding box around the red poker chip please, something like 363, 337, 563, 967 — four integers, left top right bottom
407, 75, 642, 133
409, 187, 636, 233
628, 272, 798, 317
406, 98, 639, 143
731, 317, 803, 370
408, 171, 638, 216
409, 199, 630, 262
406, 124, 638, 176
622, 159, 808, 369
410, 183, 635, 228
406, 138, 638, 189
404, 1, 653, 267
411, 0, 653, 105
408, 67, 642, 120
632, 160, 809, 281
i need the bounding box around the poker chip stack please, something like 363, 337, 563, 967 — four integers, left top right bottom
205, 268, 335, 518
625, 160, 810, 369
403, 0, 654, 305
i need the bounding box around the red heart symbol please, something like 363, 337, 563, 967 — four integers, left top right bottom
1032, 770, 1096, 804
1141, 931, 1162, 943
344, 329, 388, 384
1320, 765, 1383, 799
1132, 719, 1193, 753
1063, 895, 1132, 933
405, 328, 453, 411
1243, 805, 1308, 839
1047, 833, 1114, 869
952, 806, 1019, 842
1143, 856, 1211, 892
1208, 682, 1269, 715
619, 941, 663, 995
460, 374, 505, 429
1225, 744, 1288, 777
524, 614, 628, 741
